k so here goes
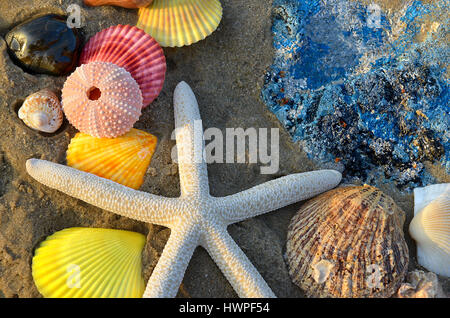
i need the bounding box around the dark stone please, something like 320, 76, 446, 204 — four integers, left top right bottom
5, 14, 81, 76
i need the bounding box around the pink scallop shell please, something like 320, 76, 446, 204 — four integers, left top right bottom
80, 25, 166, 108
62, 62, 143, 138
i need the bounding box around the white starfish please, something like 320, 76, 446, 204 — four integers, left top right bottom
26, 81, 342, 298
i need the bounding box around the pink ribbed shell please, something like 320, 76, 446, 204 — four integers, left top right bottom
80, 25, 166, 107
62, 62, 143, 138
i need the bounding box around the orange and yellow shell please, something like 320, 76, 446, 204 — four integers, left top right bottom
67, 128, 157, 189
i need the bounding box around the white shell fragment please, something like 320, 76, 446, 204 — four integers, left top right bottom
25, 81, 343, 298
410, 183, 450, 277
18, 89, 63, 133
397, 270, 445, 298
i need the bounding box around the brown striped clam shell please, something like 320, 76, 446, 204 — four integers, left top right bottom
286, 185, 409, 298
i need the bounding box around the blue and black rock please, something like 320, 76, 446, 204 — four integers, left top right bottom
5, 14, 81, 76
262, 0, 449, 190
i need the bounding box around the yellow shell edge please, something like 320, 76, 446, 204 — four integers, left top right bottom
32, 227, 146, 298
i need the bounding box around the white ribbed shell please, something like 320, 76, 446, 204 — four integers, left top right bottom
32, 227, 146, 298
410, 184, 450, 277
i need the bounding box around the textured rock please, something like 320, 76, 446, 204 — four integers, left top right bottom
262, 0, 449, 190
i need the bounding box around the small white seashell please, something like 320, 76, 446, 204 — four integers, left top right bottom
18, 89, 63, 133
409, 183, 450, 277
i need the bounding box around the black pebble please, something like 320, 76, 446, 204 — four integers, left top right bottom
5, 14, 81, 76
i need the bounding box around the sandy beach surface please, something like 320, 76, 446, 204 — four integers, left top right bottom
0, 0, 448, 297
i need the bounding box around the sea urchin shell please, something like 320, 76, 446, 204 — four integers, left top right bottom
80, 25, 166, 107
18, 89, 63, 133
286, 185, 409, 298
62, 62, 143, 138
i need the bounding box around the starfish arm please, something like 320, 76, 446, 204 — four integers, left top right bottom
201, 224, 276, 298
26, 159, 179, 226
143, 222, 200, 298
219, 170, 342, 224
173, 81, 210, 198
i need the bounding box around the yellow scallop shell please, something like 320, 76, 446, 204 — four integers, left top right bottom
32, 227, 146, 298
67, 128, 157, 190
410, 184, 450, 277
137, 0, 223, 47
